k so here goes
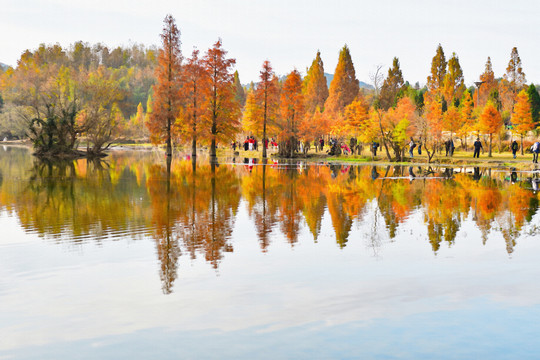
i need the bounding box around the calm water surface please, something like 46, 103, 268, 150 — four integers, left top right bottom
1, 145, 540, 359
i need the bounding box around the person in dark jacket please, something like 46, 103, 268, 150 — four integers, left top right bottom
372, 141, 379, 156
449, 139, 455, 156
473, 138, 483, 158
511, 140, 519, 159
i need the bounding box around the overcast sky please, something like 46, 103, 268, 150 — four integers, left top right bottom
1, 0, 538, 85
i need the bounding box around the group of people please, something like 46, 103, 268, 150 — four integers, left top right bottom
231, 137, 280, 152
231, 134, 540, 164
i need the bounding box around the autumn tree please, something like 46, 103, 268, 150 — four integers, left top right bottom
178, 49, 209, 156
242, 88, 260, 136
443, 105, 462, 140
458, 90, 475, 148
233, 70, 246, 107
202, 39, 241, 157
379, 57, 405, 110
527, 84, 540, 126
504, 47, 526, 100
79, 66, 126, 156
324, 45, 359, 116
443, 52, 465, 105
479, 102, 503, 157
258, 61, 279, 158
303, 50, 329, 113
427, 44, 447, 96
424, 93, 444, 157
511, 89, 534, 154
478, 57, 497, 107
279, 70, 304, 157
147, 15, 183, 156
243, 61, 280, 157
129, 102, 145, 138
342, 93, 370, 137
379, 97, 416, 161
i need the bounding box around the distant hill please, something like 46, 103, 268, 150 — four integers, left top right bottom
324, 73, 373, 90
0, 62, 9, 71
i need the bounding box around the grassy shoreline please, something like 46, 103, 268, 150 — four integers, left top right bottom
5, 140, 540, 169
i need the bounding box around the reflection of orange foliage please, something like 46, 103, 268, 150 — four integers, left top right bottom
477, 187, 502, 221
506, 185, 533, 229
3, 147, 540, 273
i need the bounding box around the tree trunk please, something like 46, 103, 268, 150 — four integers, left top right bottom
488, 134, 492, 157
521, 134, 524, 155
210, 137, 216, 157
263, 89, 268, 158
166, 116, 172, 156
376, 110, 392, 161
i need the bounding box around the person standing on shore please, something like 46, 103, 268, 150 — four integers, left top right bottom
409, 138, 416, 158
473, 138, 483, 158
531, 141, 540, 163
511, 140, 519, 159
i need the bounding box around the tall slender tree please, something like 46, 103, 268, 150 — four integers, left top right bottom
279, 70, 304, 157
479, 101, 503, 157
324, 45, 359, 116
147, 15, 183, 156
233, 70, 246, 107
443, 52, 465, 105
379, 57, 405, 110
526, 84, 540, 126
504, 47, 526, 98
180, 49, 209, 157
303, 50, 329, 113
258, 61, 279, 158
478, 57, 497, 107
202, 39, 241, 157
512, 89, 534, 154
427, 44, 447, 96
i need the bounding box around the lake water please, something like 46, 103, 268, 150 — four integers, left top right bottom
1, 145, 540, 359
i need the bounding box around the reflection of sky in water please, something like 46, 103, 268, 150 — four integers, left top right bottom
1, 147, 540, 358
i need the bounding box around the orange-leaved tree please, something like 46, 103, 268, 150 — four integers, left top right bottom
458, 90, 475, 149
202, 39, 241, 157
342, 93, 370, 138
479, 101, 503, 157
443, 105, 462, 140
427, 44, 447, 97
443, 52, 465, 105
179, 49, 210, 156
380, 97, 416, 161
303, 50, 329, 113
424, 93, 444, 155
147, 14, 183, 156
279, 69, 304, 157
257, 61, 279, 158
478, 57, 497, 108
511, 89, 534, 155
324, 45, 359, 117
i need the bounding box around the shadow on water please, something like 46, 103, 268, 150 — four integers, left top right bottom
1, 146, 540, 293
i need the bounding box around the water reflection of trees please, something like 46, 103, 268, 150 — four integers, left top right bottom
4, 155, 152, 242
2, 146, 540, 294
241, 164, 539, 256
146, 158, 241, 293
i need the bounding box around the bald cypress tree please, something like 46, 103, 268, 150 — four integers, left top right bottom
527, 84, 540, 126
504, 47, 526, 96
324, 45, 359, 116
303, 50, 329, 113
379, 57, 404, 110
233, 70, 246, 107
427, 44, 447, 96
147, 15, 183, 156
